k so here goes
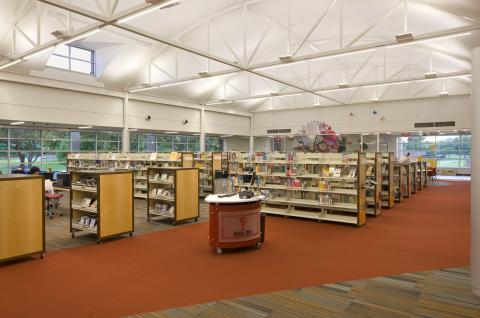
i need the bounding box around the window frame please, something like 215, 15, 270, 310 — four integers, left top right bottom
47, 44, 95, 75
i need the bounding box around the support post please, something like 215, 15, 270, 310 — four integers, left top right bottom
200, 105, 205, 152
249, 115, 254, 155
122, 93, 129, 153
471, 47, 480, 296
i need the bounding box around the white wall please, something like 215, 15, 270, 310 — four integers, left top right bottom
0, 80, 252, 136
127, 99, 201, 132
203, 111, 251, 135
0, 81, 123, 127
254, 95, 471, 135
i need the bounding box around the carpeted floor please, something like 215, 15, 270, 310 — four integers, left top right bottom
0, 181, 471, 318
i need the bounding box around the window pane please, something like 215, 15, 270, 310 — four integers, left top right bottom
53, 44, 69, 56
173, 143, 187, 151
42, 153, 67, 172
97, 141, 119, 152
9, 152, 42, 171
42, 130, 70, 140
71, 60, 93, 74
10, 129, 41, 139
80, 140, 95, 152
0, 152, 8, 174
0, 139, 7, 151
157, 142, 172, 152
47, 55, 69, 70
173, 136, 187, 143
42, 139, 70, 152
71, 47, 92, 61
0, 128, 7, 138
80, 132, 96, 141
97, 131, 119, 141
157, 135, 172, 143
10, 139, 41, 151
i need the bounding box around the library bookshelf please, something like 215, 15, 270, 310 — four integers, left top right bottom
147, 167, 199, 225
70, 170, 134, 243
366, 152, 382, 217
381, 152, 395, 208
228, 152, 367, 227
0, 175, 45, 262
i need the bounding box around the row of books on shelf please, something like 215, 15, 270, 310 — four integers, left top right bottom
68, 152, 182, 161
150, 173, 174, 183
265, 191, 357, 205
150, 188, 174, 198
74, 216, 98, 231
152, 203, 175, 217
76, 197, 98, 209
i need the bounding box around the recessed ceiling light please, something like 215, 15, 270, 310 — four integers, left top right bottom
338, 82, 349, 88
129, 128, 139, 131
78, 125, 93, 129
439, 91, 449, 97
164, 131, 178, 134
10, 121, 25, 125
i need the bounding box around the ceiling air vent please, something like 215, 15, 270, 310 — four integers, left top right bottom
414, 122, 435, 128
267, 129, 292, 134
434, 121, 455, 127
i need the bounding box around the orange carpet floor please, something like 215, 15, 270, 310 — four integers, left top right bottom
0, 181, 470, 318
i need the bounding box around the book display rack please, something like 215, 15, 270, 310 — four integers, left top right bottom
366, 152, 382, 216
394, 163, 407, 202
70, 170, 134, 243
381, 153, 395, 208
227, 152, 367, 226
0, 175, 45, 262
147, 167, 199, 225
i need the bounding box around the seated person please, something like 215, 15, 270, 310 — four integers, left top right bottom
29, 166, 54, 194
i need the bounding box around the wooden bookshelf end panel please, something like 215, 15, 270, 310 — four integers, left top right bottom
175, 169, 199, 221
99, 172, 134, 238
0, 177, 44, 261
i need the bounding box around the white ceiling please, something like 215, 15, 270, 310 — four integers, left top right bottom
0, 0, 479, 112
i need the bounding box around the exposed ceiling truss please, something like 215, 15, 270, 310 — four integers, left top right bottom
0, 0, 478, 110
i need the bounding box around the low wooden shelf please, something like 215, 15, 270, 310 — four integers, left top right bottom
147, 167, 199, 225
70, 170, 134, 243
0, 174, 45, 262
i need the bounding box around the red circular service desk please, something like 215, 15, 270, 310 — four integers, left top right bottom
205, 194, 265, 255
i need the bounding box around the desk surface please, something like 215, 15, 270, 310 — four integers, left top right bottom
205, 194, 265, 204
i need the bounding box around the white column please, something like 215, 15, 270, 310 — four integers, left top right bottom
249, 115, 254, 155
360, 133, 364, 151
471, 47, 480, 296
200, 105, 205, 152
376, 132, 380, 152
122, 93, 129, 153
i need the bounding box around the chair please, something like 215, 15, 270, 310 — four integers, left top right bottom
45, 192, 64, 218
426, 159, 438, 182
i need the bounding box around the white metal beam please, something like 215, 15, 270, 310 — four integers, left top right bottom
346, 1, 403, 48
293, 0, 337, 56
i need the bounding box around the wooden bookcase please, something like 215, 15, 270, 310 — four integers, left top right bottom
249, 152, 367, 227
70, 170, 134, 243
404, 162, 413, 198
0, 175, 45, 262
194, 152, 213, 196
147, 167, 199, 225
211, 152, 225, 193
181, 152, 194, 168
421, 161, 428, 188
381, 152, 395, 208
394, 163, 407, 202
366, 152, 382, 217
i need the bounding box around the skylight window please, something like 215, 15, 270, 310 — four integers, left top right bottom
46, 44, 95, 75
